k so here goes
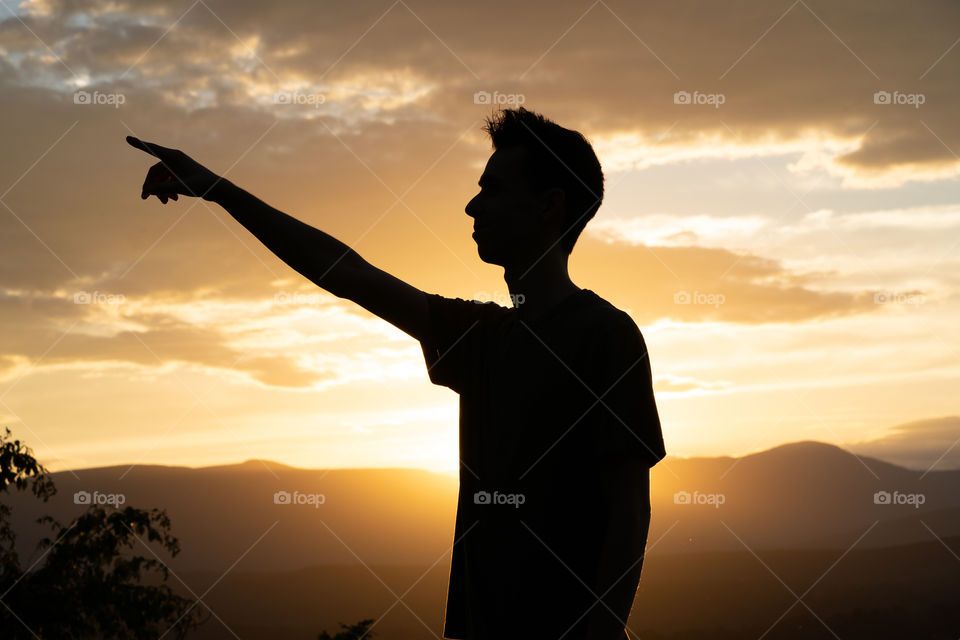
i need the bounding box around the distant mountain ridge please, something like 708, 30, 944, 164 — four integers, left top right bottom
7, 441, 958, 573
651, 439, 959, 553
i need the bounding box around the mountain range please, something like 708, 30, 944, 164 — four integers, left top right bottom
7, 440, 959, 573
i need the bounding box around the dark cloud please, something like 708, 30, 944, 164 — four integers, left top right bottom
6, 0, 958, 172
0, 0, 947, 367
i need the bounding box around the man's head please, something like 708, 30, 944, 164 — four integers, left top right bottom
465, 107, 604, 267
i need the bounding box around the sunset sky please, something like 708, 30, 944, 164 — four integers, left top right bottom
1, 0, 958, 473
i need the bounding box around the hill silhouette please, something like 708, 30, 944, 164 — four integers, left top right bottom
7, 441, 958, 574
651, 439, 960, 552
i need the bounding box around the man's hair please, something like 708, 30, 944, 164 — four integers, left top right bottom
483, 107, 604, 255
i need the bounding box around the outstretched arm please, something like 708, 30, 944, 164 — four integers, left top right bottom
126, 136, 429, 341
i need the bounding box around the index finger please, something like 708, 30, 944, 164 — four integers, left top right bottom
126, 136, 175, 159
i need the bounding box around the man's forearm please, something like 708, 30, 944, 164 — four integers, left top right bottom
207, 179, 363, 297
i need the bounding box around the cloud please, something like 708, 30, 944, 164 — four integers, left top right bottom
2, 0, 959, 181
0, 290, 335, 388
572, 232, 883, 324
1, 0, 957, 312
793, 206, 960, 232
846, 416, 960, 471
653, 373, 733, 394
0, 216, 892, 397
0, 0, 952, 400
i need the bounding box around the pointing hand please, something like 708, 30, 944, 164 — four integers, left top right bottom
126, 136, 222, 204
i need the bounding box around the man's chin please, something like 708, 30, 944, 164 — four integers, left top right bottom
475, 244, 505, 266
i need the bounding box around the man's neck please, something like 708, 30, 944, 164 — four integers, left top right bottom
504, 256, 580, 323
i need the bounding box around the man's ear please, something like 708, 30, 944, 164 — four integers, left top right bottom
539, 187, 565, 226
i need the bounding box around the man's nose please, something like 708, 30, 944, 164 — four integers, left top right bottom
465, 194, 479, 218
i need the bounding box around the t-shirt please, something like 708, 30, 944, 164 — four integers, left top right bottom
419, 288, 666, 640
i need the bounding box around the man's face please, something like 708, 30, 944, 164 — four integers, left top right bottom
465, 146, 552, 267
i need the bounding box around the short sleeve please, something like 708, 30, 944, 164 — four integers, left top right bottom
580, 315, 667, 468
419, 293, 508, 394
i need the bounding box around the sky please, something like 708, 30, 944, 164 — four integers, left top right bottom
0, 0, 958, 473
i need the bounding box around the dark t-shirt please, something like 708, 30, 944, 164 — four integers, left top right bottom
419, 288, 666, 640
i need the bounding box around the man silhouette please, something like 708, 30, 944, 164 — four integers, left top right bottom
127, 106, 666, 640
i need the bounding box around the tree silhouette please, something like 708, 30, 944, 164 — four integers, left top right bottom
0, 427, 209, 639
317, 617, 376, 640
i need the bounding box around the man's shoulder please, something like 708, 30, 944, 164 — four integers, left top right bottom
424, 292, 514, 324
571, 293, 650, 373
578, 290, 640, 332
425, 289, 639, 338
